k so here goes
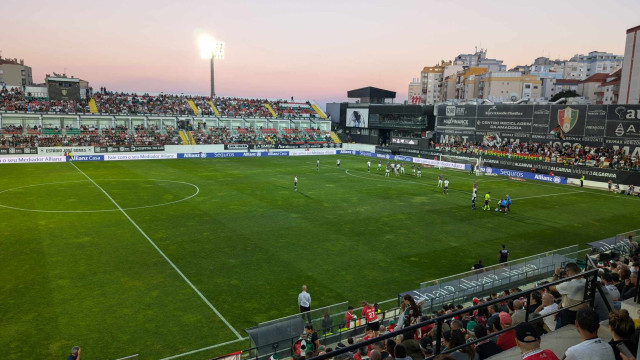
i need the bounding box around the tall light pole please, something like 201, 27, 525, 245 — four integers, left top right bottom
199, 35, 225, 97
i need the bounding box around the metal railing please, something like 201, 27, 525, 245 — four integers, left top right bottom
411, 246, 586, 314
309, 255, 602, 360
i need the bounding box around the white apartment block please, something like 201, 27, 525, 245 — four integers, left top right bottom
620, 25, 640, 104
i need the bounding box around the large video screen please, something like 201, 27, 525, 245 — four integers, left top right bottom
346, 108, 369, 128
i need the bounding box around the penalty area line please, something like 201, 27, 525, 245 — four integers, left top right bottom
515, 191, 584, 201
159, 337, 249, 360
69, 162, 243, 340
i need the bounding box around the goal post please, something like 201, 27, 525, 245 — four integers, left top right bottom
438, 154, 483, 175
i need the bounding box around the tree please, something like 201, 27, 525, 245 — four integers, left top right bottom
550, 90, 579, 102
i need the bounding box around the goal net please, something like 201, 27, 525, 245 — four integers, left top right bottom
438, 154, 484, 175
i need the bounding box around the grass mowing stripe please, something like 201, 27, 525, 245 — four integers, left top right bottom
69, 162, 244, 340
158, 337, 249, 360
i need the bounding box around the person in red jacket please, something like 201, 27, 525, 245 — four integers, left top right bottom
344, 305, 357, 329
362, 301, 380, 335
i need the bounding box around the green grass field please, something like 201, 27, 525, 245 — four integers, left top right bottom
1, 155, 639, 359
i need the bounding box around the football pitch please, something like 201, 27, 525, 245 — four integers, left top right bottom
1, 154, 639, 359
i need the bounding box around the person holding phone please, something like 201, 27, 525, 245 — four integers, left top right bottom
608, 310, 638, 360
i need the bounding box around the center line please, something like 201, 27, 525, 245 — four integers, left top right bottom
70, 162, 243, 339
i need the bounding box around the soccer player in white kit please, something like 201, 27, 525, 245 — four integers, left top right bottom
294, 176, 298, 191
472, 187, 477, 209
337, 159, 341, 168
400, 163, 405, 174
443, 178, 449, 194
316, 159, 319, 171
377, 160, 382, 171
367, 160, 371, 172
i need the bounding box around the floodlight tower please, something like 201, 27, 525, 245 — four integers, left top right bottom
200, 35, 225, 97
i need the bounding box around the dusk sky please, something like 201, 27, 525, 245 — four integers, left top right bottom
1, 0, 639, 108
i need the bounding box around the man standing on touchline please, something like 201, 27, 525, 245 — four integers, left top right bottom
299, 284, 312, 324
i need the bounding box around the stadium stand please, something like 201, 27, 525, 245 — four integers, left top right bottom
243, 232, 640, 360
0, 88, 325, 119
437, 141, 640, 171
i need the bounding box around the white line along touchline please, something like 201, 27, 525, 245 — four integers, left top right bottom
70, 162, 243, 340
158, 337, 249, 360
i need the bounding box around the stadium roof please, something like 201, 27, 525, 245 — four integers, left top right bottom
347, 87, 396, 100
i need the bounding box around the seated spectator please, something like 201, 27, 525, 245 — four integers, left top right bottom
401, 329, 422, 360
442, 329, 478, 360
564, 308, 615, 360
527, 291, 543, 314
495, 312, 516, 351
608, 310, 638, 360
514, 322, 559, 359
535, 292, 559, 332
622, 272, 638, 300
419, 336, 433, 359
394, 343, 412, 360
604, 273, 622, 301
511, 300, 526, 326
472, 324, 501, 360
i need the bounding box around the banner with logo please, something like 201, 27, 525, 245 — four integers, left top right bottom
434, 104, 640, 154
0, 147, 38, 155
39, 146, 94, 155
94, 145, 165, 153
72, 155, 104, 162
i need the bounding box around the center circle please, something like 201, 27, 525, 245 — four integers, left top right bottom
0, 179, 200, 213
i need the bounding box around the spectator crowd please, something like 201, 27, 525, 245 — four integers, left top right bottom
438, 140, 640, 171
0, 87, 321, 118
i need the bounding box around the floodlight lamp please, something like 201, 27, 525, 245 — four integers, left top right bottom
199, 35, 225, 60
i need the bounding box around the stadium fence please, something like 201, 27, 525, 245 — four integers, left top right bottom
412, 245, 587, 314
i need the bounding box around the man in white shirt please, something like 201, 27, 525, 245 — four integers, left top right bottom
536, 292, 558, 332
298, 285, 312, 324
549, 263, 586, 329
564, 308, 615, 360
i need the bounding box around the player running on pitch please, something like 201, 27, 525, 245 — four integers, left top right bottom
294, 175, 298, 192
377, 160, 382, 171
412, 163, 416, 176
367, 160, 371, 172
483, 191, 491, 210
443, 178, 449, 194
316, 159, 319, 171
337, 158, 341, 168
400, 163, 405, 174
438, 174, 443, 187
385, 162, 391, 177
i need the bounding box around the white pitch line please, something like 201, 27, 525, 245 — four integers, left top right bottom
158, 337, 249, 360
515, 191, 584, 201
70, 162, 243, 340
